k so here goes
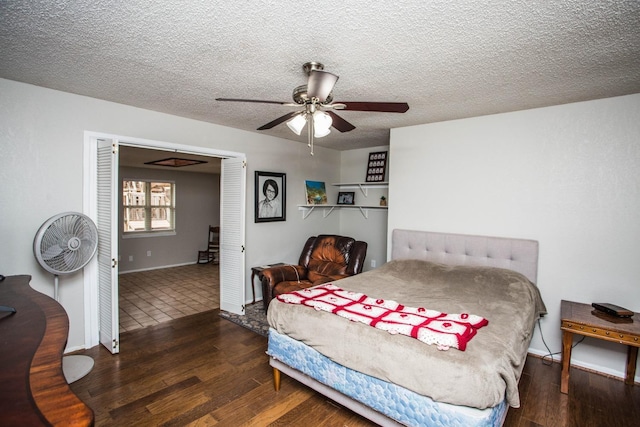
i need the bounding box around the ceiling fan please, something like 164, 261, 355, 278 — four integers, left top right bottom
216, 62, 409, 155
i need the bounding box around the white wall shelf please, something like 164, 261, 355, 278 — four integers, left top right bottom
331, 182, 388, 197
297, 204, 387, 219
297, 182, 388, 218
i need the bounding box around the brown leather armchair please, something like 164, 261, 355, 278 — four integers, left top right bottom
261, 235, 368, 311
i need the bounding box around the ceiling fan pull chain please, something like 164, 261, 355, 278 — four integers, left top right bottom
308, 112, 314, 156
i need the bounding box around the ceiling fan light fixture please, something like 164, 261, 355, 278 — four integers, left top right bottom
286, 113, 307, 135
313, 111, 332, 138
314, 126, 331, 138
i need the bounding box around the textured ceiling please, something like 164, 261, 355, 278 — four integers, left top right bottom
1, 1, 639, 151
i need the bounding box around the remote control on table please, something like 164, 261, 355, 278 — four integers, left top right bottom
591, 302, 634, 318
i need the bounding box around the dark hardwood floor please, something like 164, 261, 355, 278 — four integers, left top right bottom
70, 309, 639, 426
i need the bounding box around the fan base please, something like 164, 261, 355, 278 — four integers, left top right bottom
62, 354, 94, 384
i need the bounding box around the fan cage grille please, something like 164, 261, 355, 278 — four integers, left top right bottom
34, 212, 98, 274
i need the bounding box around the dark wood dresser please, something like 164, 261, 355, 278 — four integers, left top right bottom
0, 275, 94, 426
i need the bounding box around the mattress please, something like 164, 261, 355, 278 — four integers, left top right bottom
267, 328, 508, 427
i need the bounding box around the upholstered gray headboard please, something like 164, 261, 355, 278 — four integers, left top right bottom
391, 229, 539, 284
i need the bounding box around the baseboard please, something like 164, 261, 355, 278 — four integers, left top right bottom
64, 344, 89, 354
118, 261, 199, 274
527, 347, 638, 384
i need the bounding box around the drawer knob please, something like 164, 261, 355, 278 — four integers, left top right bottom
605, 331, 610, 336
619, 334, 624, 338
592, 328, 597, 332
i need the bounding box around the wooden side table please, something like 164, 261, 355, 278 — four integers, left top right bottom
250, 263, 285, 304
560, 299, 639, 394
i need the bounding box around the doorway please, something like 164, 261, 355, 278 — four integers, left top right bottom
118, 145, 222, 332
83, 131, 246, 353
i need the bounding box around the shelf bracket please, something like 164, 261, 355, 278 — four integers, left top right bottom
299, 203, 385, 219
302, 206, 315, 219
323, 206, 336, 218
357, 184, 368, 197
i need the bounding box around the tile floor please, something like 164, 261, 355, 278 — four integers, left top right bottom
118, 262, 219, 332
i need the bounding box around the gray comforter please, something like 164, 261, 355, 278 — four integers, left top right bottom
267, 259, 546, 409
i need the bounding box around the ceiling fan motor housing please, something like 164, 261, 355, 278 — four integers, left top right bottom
292, 84, 333, 105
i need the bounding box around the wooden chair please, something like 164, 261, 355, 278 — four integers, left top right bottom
197, 226, 220, 264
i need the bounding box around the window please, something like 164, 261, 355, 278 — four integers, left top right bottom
123, 180, 175, 234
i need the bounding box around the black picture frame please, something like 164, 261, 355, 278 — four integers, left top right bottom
337, 191, 355, 205
255, 171, 286, 223
365, 151, 388, 182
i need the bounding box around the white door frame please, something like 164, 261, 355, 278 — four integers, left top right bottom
83, 130, 245, 348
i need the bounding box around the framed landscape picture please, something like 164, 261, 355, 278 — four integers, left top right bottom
255, 171, 286, 223
305, 180, 328, 205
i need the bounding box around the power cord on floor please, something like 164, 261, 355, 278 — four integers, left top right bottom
537, 318, 585, 366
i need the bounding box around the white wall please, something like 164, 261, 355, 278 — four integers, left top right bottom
0, 78, 341, 350
339, 146, 390, 271
118, 166, 220, 272
389, 93, 640, 381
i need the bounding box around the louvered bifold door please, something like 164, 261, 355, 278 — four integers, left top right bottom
96, 139, 120, 354
219, 157, 246, 315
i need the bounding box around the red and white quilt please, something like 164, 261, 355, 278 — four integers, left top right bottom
276, 284, 488, 351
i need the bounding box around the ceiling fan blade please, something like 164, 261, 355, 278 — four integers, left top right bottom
337, 102, 410, 113
216, 98, 293, 106
326, 111, 356, 132
257, 111, 301, 130
307, 70, 339, 103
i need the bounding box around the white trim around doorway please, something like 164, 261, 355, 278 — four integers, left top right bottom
82, 130, 245, 349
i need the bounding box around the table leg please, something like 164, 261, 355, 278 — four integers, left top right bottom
561, 330, 573, 394
626, 345, 638, 385
250, 271, 257, 304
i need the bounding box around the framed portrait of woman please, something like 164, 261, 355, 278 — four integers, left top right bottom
255, 171, 286, 223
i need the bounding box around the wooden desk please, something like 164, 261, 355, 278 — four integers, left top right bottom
251, 263, 285, 306
560, 299, 639, 394
0, 275, 94, 426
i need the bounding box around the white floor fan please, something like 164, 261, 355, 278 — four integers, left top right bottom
33, 212, 99, 384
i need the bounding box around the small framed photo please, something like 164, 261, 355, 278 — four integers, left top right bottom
337, 191, 355, 205
255, 171, 286, 223
365, 151, 388, 182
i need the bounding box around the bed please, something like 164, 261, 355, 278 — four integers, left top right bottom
266, 229, 546, 426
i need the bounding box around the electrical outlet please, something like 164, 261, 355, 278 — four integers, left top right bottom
370, 260, 376, 268
147, 251, 151, 257
129, 255, 133, 262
